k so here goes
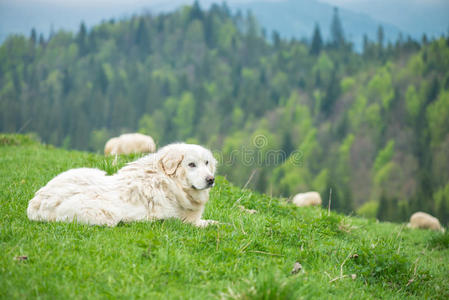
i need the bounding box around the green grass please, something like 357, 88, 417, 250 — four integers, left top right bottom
1, 134, 448, 299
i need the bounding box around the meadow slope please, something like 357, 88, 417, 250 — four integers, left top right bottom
1, 134, 448, 299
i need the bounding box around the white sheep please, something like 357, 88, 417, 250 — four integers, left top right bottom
407, 212, 444, 232
104, 133, 156, 155
292, 191, 322, 207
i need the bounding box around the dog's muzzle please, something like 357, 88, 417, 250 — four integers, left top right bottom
206, 176, 215, 187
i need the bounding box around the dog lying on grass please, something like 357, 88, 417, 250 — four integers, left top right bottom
27, 143, 218, 227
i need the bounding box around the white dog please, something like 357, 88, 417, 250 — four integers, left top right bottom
27, 143, 218, 227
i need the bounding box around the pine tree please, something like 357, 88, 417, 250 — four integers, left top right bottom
30, 28, 37, 46
135, 18, 151, 51
38, 34, 45, 47
330, 7, 345, 49
77, 22, 88, 56
421, 34, 428, 45
321, 69, 340, 115
377, 25, 384, 59
310, 23, 323, 55
377, 25, 384, 48
272, 30, 281, 49
377, 193, 388, 221
362, 34, 370, 57
282, 132, 295, 156
190, 1, 204, 21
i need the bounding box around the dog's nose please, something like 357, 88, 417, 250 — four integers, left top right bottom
206, 176, 215, 186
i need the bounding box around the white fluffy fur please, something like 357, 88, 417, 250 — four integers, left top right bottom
407, 211, 444, 232
104, 133, 156, 155
292, 191, 322, 207
27, 143, 217, 227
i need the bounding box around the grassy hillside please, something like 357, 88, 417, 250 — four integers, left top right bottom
1, 134, 448, 299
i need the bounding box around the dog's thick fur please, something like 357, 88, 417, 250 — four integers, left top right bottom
27, 143, 217, 227
104, 133, 156, 155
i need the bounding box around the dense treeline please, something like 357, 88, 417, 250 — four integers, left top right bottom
1, 2, 448, 225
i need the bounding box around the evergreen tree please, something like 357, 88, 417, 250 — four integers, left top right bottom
329, 7, 345, 49
377, 193, 388, 221
190, 1, 204, 21
377, 25, 384, 59
62, 69, 72, 95
77, 22, 88, 56
310, 23, 323, 55
282, 132, 295, 156
362, 34, 372, 58
421, 34, 428, 45
272, 30, 281, 49
363, 34, 369, 51
321, 69, 340, 115
96, 66, 108, 94
135, 18, 151, 51
377, 25, 384, 48
30, 28, 37, 45
38, 33, 45, 47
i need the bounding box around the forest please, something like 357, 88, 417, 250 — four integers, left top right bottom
1, 2, 448, 225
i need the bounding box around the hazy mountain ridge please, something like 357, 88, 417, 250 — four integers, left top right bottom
232, 0, 402, 50
0, 0, 416, 49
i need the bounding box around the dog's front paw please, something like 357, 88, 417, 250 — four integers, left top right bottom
196, 219, 219, 227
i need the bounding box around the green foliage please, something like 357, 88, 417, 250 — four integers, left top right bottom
329, 7, 345, 49
433, 183, 449, 226
313, 52, 334, 84
366, 67, 394, 109
174, 92, 196, 140
0, 133, 39, 146
374, 161, 397, 185
373, 140, 395, 173
427, 90, 449, 147
356, 200, 379, 219
340, 76, 356, 93
428, 232, 449, 250
407, 54, 425, 75
312, 169, 329, 196
405, 85, 421, 119
138, 113, 162, 144
310, 23, 323, 55
88, 128, 110, 153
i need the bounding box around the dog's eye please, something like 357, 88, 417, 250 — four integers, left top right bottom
205, 161, 209, 165
188, 162, 196, 168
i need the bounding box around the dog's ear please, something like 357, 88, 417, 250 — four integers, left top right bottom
160, 152, 184, 175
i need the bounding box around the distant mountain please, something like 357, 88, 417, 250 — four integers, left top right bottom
230, 0, 402, 49
319, 0, 449, 40
0, 0, 439, 50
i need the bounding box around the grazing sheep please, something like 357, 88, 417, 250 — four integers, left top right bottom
104, 133, 156, 155
292, 191, 322, 207
407, 212, 444, 232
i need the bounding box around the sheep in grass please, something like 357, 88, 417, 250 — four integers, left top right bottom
407, 212, 445, 232
104, 133, 156, 156
292, 191, 322, 207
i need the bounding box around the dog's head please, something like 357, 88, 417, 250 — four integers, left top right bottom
159, 143, 217, 190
